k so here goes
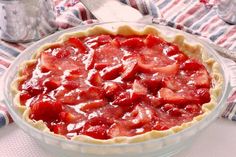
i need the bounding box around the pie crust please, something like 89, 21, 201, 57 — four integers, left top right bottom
11, 25, 223, 144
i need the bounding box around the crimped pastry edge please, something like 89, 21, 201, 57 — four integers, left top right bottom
11, 24, 224, 144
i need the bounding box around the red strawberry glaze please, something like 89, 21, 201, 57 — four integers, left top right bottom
18, 34, 211, 140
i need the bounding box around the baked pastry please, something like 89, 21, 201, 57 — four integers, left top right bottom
11, 25, 223, 144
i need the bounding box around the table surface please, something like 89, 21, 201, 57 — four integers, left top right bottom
0, 118, 235, 157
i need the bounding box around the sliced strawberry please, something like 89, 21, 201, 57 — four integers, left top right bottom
180, 59, 204, 71
171, 53, 188, 63
163, 44, 179, 56
55, 88, 80, 105
153, 62, 179, 75
84, 36, 99, 48
62, 92, 80, 105
71, 69, 83, 75
94, 62, 111, 70
130, 80, 147, 100
80, 87, 104, 100
138, 60, 179, 75
158, 88, 188, 105
97, 35, 112, 45
82, 124, 109, 139
41, 52, 80, 72
136, 54, 178, 75
126, 104, 156, 128
67, 37, 87, 52
95, 43, 123, 65
87, 70, 103, 86
30, 95, 62, 122
112, 36, 126, 47
52, 47, 71, 58
21, 81, 44, 97
137, 61, 156, 73
184, 104, 201, 114
167, 107, 182, 117
58, 59, 80, 71
100, 64, 123, 80
81, 117, 110, 139
63, 80, 81, 90
121, 58, 138, 81
44, 77, 61, 91
80, 100, 107, 112
113, 92, 132, 106
189, 69, 210, 88
40, 52, 56, 72
196, 88, 211, 103
53, 124, 67, 135
162, 77, 182, 91
101, 105, 124, 119
86, 117, 110, 126
107, 122, 131, 137
65, 74, 80, 81
103, 81, 122, 98
146, 95, 163, 107
111, 38, 121, 47
59, 111, 83, 123
84, 50, 95, 70
140, 73, 163, 95
153, 122, 169, 131
19, 91, 32, 105
84, 35, 112, 48
161, 103, 175, 112
145, 35, 164, 47
139, 47, 174, 66
120, 37, 144, 49
65, 69, 86, 81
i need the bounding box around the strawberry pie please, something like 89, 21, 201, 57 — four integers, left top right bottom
11, 25, 223, 143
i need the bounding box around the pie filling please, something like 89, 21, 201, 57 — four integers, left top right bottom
17, 34, 211, 140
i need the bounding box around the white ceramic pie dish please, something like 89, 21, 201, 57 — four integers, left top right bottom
2, 22, 231, 157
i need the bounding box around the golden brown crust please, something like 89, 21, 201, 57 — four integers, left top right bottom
11, 25, 223, 144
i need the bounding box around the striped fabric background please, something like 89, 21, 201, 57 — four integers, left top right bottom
0, 0, 235, 127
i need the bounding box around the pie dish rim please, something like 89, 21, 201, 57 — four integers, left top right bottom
7, 22, 226, 145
